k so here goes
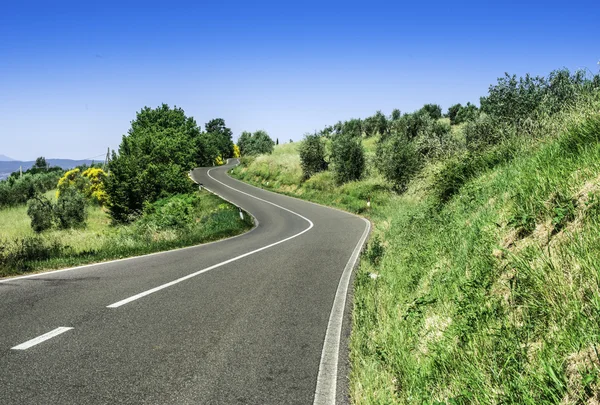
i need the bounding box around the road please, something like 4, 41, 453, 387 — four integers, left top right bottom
0, 159, 370, 405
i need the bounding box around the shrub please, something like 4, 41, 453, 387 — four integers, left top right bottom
376, 132, 422, 191
298, 133, 328, 179
238, 130, 275, 155
137, 193, 199, 230
420, 103, 442, 120
464, 113, 510, 152
331, 133, 365, 184
54, 187, 87, 229
81, 167, 108, 205
27, 195, 54, 233
0, 236, 63, 272
433, 139, 519, 204
414, 118, 453, 158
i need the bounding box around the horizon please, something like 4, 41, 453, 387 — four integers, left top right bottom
1, 0, 599, 161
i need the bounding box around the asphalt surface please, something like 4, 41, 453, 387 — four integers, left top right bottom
0, 159, 369, 405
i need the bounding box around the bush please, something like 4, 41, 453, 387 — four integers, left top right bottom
376, 133, 422, 191
298, 133, 328, 179
420, 103, 442, 120
26, 195, 54, 233
54, 187, 87, 229
433, 139, 519, 204
137, 193, 199, 230
0, 236, 63, 272
331, 133, 365, 184
414, 118, 453, 158
238, 130, 275, 155
464, 113, 511, 152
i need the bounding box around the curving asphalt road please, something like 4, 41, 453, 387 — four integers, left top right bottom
0, 159, 370, 405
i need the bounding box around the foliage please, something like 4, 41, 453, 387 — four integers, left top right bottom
420, 103, 442, 120
298, 133, 328, 179
0, 171, 63, 208
26, 194, 54, 232
54, 187, 87, 229
376, 132, 422, 191
205, 118, 234, 159
331, 132, 365, 184
480, 69, 598, 127
447, 102, 479, 125
81, 167, 108, 205
105, 104, 203, 223
237, 130, 275, 155
464, 113, 512, 152
363, 111, 389, 137
0, 191, 253, 276
233, 144, 241, 158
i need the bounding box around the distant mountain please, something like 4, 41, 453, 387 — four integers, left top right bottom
0, 159, 97, 180
0, 154, 15, 162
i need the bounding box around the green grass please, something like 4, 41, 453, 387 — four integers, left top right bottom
232, 96, 600, 404
0, 190, 253, 277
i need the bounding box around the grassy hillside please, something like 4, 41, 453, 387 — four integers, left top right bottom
232, 94, 600, 403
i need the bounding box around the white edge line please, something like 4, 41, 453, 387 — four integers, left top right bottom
11, 327, 74, 350
0, 165, 259, 285
225, 158, 375, 403
313, 217, 371, 405
106, 164, 314, 308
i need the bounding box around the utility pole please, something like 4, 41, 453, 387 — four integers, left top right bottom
103, 147, 110, 173
19, 166, 22, 178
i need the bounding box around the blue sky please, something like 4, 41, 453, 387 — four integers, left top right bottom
1, 0, 598, 161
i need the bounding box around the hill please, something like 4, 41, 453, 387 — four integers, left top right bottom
232, 79, 600, 402
0, 159, 96, 180
0, 154, 15, 162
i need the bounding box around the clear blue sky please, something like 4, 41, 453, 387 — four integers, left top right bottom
1, 0, 598, 161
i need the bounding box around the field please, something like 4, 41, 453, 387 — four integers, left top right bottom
0, 190, 253, 277
232, 94, 600, 403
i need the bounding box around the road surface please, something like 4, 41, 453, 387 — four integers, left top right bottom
0, 159, 370, 404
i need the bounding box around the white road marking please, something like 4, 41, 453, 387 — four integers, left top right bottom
106, 165, 314, 308
11, 327, 73, 350
313, 218, 371, 405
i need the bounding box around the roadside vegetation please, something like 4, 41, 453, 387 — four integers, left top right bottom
0, 104, 254, 277
232, 68, 600, 403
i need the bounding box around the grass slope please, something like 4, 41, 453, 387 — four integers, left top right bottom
232, 101, 600, 403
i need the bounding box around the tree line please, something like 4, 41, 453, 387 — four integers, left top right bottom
298, 68, 600, 202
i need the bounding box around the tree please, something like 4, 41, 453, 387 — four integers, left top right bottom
250, 130, 275, 155
299, 133, 328, 179
420, 104, 442, 120
237, 130, 275, 155
331, 133, 364, 184
27, 194, 54, 232
391, 109, 401, 121
205, 118, 234, 159
105, 104, 203, 223
276, 138, 279, 145
446, 104, 462, 125
376, 132, 422, 191
33, 157, 48, 170
237, 131, 252, 155
54, 187, 87, 229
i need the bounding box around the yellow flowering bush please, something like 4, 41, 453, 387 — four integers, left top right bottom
56, 167, 108, 206
82, 168, 108, 206
215, 155, 225, 166
56, 168, 81, 198
233, 144, 241, 158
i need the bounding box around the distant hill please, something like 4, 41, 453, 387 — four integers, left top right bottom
0, 154, 15, 162
0, 159, 97, 180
